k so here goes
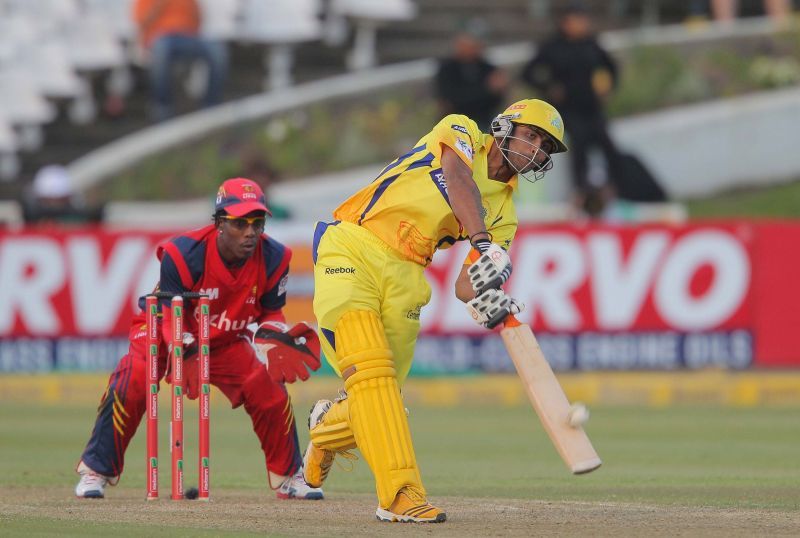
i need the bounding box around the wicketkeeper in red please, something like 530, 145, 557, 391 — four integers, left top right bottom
75, 177, 322, 499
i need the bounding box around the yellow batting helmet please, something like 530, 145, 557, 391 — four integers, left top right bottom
490, 99, 568, 153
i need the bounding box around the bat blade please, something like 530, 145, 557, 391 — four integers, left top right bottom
501, 318, 601, 474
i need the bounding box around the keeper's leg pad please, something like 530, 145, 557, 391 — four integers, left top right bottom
336, 310, 424, 509
310, 397, 356, 451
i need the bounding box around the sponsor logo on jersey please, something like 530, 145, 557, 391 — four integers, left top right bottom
278, 275, 288, 296
199, 287, 219, 300
132, 328, 147, 340
429, 169, 451, 205
246, 285, 257, 304
406, 304, 424, 320
455, 138, 473, 162
209, 310, 256, 332
325, 266, 355, 275
450, 124, 469, 135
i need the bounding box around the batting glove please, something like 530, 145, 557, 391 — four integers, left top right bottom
466, 288, 524, 329
252, 321, 321, 384
468, 241, 512, 295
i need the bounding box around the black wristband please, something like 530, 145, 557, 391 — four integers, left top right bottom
469, 232, 493, 251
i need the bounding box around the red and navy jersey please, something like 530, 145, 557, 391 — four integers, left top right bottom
137, 224, 291, 348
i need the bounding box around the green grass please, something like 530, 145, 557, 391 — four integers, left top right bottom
1, 400, 798, 511
685, 179, 800, 218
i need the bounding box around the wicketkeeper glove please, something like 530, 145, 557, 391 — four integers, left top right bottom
165, 332, 199, 361
165, 332, 201, 398
466, 288, 524, 329
252, 321, 321, 384
468, 240, 512, 295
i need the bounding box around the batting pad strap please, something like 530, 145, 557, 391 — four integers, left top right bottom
343, 360, 395, 390
335, 310, 425, 509
310, 398, 356, 451
339, 352, 394, 373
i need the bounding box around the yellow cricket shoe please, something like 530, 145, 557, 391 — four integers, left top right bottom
303, 399, 335, 488
302, 440, 335, 488
375, 486, 446, 523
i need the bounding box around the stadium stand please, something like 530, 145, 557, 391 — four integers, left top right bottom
0, 0, 777, 202
329, 0, 417, 70
238, 0, 323, 90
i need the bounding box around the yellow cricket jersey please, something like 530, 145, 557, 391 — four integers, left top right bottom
333, 114, 519, 266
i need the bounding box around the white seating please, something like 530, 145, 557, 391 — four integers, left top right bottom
0, 71, 55, 150
15, 42, 82, 99
0, 112, 19, 182
82, 0, 137, 42
0, 15, 38, 63
58, 13, 128, 124
0, 72, 56, 125
0, 114, 17, 154
328, 0, 417, 70
67, 78, 99, 126
81, 0, 137, 103
240, 0, 321, 43
0, 13, 81, 142
1, 0, 81, 32
59, 14, 126, 72
0, 15, 78, 98
330, 0, 415, 21
239, 0, 322, 89
199, 0, 241, 41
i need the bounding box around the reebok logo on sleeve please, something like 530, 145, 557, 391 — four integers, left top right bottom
455, 138, 473, 163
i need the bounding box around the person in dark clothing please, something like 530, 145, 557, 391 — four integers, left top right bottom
435, 22, 508, 131
22, 165, 104, 225
521, 3, 620, 207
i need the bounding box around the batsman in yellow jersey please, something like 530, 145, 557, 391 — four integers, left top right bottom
304, 99, 568, 522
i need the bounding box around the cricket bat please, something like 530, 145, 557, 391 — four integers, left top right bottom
501, 315, 602, 474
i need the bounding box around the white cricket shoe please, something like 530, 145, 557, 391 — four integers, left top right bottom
276, 467, 324, 500
74, 461, 118, 499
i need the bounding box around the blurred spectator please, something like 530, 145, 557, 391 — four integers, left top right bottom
521, 2, 621, 213
434, 19, 508, 131
240, 152, 292, 220
133, 0, 228, 121
22, 165, 104, 225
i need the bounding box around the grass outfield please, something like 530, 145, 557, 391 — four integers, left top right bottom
1, 393, 799, 536
685, 179, 800, 218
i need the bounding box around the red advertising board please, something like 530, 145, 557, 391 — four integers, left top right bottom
426, 222, 754, 333
0, 221, 798, 371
